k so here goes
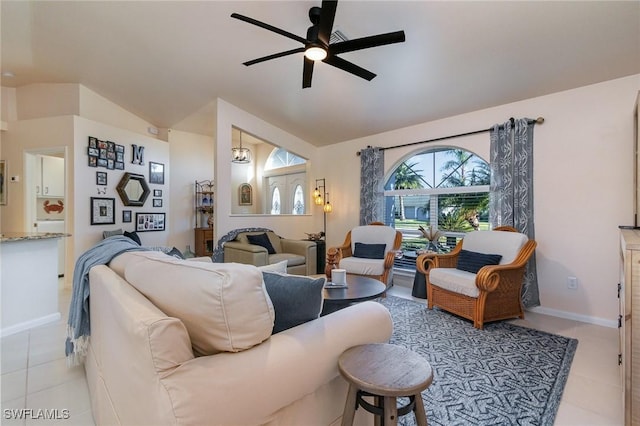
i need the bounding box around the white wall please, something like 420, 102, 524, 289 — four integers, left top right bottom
214, 99, 319, 245
167, 129, 214, 252
317, 74, 640, 325
72, 116, 170, 257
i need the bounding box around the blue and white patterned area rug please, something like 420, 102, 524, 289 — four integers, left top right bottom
378, 296, 578, 426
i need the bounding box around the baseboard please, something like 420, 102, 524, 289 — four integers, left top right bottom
526, 306, 617, 328
1, 312, 61, 337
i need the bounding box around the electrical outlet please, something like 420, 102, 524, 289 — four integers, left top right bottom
567, 276, 578, 290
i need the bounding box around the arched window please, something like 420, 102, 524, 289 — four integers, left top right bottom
265, 148, 306, 170
292, 184, 304, 214
271, 187, 281, 215
384, 147, 490, 271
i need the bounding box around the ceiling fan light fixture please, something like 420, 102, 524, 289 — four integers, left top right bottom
305, 46, 327, 61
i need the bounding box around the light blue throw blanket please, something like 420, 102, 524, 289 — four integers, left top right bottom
65, 236, 146, 365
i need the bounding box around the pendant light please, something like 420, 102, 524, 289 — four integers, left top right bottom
232, 131, 251, 164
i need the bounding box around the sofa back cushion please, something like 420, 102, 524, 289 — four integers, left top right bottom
237, 231, 283, 253
461, 230, 528, 265
124, 252, 274, 356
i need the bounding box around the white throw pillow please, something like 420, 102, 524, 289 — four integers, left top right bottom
257, 259, 288, 274
124, 252, 274, 356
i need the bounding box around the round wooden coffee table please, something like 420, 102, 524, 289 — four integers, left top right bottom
321, 274, 387, 315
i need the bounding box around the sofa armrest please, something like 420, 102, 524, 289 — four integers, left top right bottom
281, 239, 317, 274
223, 241, 269, 266
159, 301, 393, 425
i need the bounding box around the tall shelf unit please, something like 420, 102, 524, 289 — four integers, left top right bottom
194, 180, 214, 257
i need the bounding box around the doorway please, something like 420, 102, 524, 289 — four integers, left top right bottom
25, 148, 68, 278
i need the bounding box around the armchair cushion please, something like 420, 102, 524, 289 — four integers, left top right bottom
353, 242, 386, 259
339, 257, 386, 277
262, 272, 325, 333
430, 268, 480, 298
456, 249, 502, 274
461, 230, 528, 264
247, 233, 277, 254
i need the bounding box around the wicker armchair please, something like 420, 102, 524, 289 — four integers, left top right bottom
416, 226, 536, 329
326, 222, 402, 285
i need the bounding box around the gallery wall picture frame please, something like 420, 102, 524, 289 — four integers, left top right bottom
96, 171, 107, 186
0, 160, 7, 205
149, 162, 165, 185
135, 212, 166, 232
153, 198, 162, 207
153, 189, 162, 197
122, 210, 132, 223
90, 197, 115, 225
239, 183, 252, 206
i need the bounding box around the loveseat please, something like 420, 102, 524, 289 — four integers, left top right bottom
223, 230, 317, 275
84, 250, 393, 425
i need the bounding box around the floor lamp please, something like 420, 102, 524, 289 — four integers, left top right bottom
313, 178, 332, 239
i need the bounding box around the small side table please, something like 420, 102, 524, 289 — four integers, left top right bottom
339, 343, 433, 426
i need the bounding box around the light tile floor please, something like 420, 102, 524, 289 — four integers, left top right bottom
0, 281, 622, 425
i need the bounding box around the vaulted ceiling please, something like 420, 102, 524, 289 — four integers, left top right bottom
2, 1, 639, 146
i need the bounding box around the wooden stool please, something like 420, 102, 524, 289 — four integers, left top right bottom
338, 343, 433, 426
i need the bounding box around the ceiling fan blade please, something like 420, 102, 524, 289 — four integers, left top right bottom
231, 13, 308, 45
330, 31, 406, 55
317, 0, 338, 45
323, 55, 376, 81
243, 47, 305, 66
303, 57, 315, 88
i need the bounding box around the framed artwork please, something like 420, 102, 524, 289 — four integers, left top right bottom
149, 162, 164, 184
88, 136, 98, 148
96, 171, 107, 185
153, 198, 162, 207
88, 156, 97, 167
135, 212, 165, 232
153, 189, 162, 197
122, 210, 132, 223
90, 197, 115, 225
239, 183, 252, 205
0, 160, 6, 205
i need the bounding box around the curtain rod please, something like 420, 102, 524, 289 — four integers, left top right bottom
356, 117, 544, 156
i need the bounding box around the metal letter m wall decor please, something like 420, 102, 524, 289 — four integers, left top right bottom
131, 144, 145, 165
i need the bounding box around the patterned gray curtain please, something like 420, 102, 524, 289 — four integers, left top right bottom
359, 147, 384, 225
489, 118, 540, 308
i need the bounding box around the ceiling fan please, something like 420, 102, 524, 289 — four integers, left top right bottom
230, 0, 406, 88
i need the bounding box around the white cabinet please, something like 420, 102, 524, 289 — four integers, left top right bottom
37, 155, 64, 197
620, 230, 640, 425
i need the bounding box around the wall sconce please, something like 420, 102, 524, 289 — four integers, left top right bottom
314, 178, 332, 238
232, 130, 252, 164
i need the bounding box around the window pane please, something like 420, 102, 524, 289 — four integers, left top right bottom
271, 187, 281, 214
292, 185, 304, 214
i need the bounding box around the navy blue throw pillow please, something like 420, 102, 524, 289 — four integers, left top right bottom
456, 249, 502, 274
353, 242, 386, 259
262, 272, 325, 333
247, 233, 277, 254
166, 247, 185, 259
123, 231, 141, 245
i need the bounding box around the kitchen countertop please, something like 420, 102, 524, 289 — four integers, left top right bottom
1, 232, 71, 243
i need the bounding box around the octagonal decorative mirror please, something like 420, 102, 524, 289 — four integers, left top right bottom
116, 172, 150, 206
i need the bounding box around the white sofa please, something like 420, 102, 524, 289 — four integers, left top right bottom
84, 251, 393, 425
